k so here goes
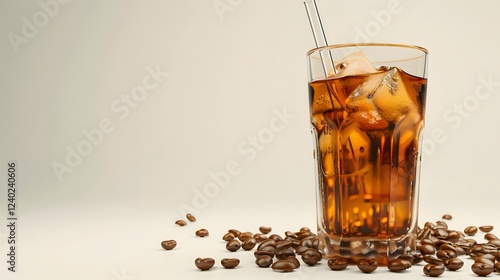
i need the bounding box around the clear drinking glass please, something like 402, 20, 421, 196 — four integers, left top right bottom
307, 43, 428, 265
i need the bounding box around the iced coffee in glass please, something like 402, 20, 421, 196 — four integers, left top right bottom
307, 43, 428, 265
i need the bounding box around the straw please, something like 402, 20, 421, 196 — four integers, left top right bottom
304, 0, 336, 75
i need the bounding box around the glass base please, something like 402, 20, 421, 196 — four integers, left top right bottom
318, 231, 417, 266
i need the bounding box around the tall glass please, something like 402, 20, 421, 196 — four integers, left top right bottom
307, 43, 428, 265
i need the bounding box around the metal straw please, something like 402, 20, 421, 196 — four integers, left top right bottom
304, 0, 336, 75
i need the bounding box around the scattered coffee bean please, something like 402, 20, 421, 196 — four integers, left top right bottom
479, 225, 494, 233
255, 255, 273, 268
285, 231, 298, 239
194, 257, 215, 271
436, 249, 457, 260
494, 262, 500, 273
276, 240, 293, 250
242, 238, 257, 251
475, 254, 495, 266
238, 231, 253, 242
300, 227, 311, 232
276, 248, 295, 260
186, 213, 196, 222
254, 249, 275, 258
495, 251, 500, 261
175, 220, 187, 226
357, 258, 378, 273
254, 233, 267, 242
269, 234, 284, 242
444, 258, 464, 271
397, 254, 415, 264
195, 229, 209, 237
286, 256, 301, 268
446, 231, 461, 243
387, 259, 412, 272
223, 232, 235, 241
221, 258, 240, 269
299, 238, 313, 248
295, 246, 309, 255
301, 248, 322, 266
423, 255, 444, 265
464, 226, 478, 236
420, 244, 436, 255
259, 226, 272, 234
271, 260, 296, 272
471, 262, 494, 276
423, 263, 445, 277
327, 257, 349, 271
257, 239, 277, 250
485, 233, 499, 241
412, 253, 424, 264
226, 239, 241, 252
442, 214, 452, 220
228, 229, 241, 237
161, 240, 177, 250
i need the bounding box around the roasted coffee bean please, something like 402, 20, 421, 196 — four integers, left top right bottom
301, 248, 322, 266
285, 231, 298, 239
397, 254, 415, 264
464, 226, 478, 236
412, 253, 424, 264
228, 229, 241, 237
259, 226, 272, 234
160, 240, 177, 250
194, 257, 215, 271
276, 248, 295, 260
495, 250, 500, 261
470, 244, 498, 259
423, 255, 444, 265
257, 239, 277, 250
471, 262, 494, 276
255, 255, 273, 268
327, 257, 349, 271
300, 227, 311, 232
285, 256, 301, 268
269, 234, 284, 242
238, 231, 253, 242
444, 258, 464, 271
485, 233, 499, 241
442, 214, 452, 220
242, 238, 257, 251
446, 231, 461, 243
420, 244, 436, 255
186, 213, 196, 222
439, 243, 459, 254
434, 239, 452, 249
475, 254, 495, 266
226, 240, 241, 252
254, 233, 267, 243
357, 258, 378, 273
276, 240, 293, 250
494, 261, 500, 273
271, 260, 296, 272
299, 238, 313, 248
175, 220, 187, 226
254, 249, 275, 258
295, 246, 309, 255
195, 229, 209, 237
223, 232, 235, 241
221, 258, 240, 269
488, 240, 500, 248
434, 229, 448, 239
436, 249, 457, 260
420, 238, 434, 245
312, 238, 319, 249
418, 228, 432, 240
479, 225, 494, 233
387, 259, 412, 272
436, 221, 448, 229
423, 263, 445, 277
424, 222, 436, 229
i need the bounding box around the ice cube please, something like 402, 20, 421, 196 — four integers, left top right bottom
330, 51, 379, 77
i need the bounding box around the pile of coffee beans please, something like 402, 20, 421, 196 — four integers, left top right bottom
161, 213, 500, 276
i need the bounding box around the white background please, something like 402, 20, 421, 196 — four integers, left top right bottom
0, 0, 499, 279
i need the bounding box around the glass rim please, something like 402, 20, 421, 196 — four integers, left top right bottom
306, 42, 428, 56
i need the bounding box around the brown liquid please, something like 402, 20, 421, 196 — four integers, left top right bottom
309, 67, 426, 265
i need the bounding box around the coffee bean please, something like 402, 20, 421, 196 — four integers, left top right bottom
223, 232, 235, 241
221, 258, 240, 269
242, 238, 257, 251
446, 231, 461, 243
495, 251, 500, 262
276, 248, 295, 260
299, 238, 313, 248
186, 213, 196, 222
420, 244, 436, 255
479, 225, 494, 233
470, 244, 498, 259
439, 243, 459, 254
444, 258, 464, 271
357, 258, 378, 273
327, 257, 349, 271
238, 231, 253, 242
269, 234, 284, 242
412, 253, 424, 264
300, 227, 311, 232
475, 254, 495, 266
436, 249, 457, 260
464, 226, 478, 236
195, 229, 209, 237
194, 257, 215, 271
387, 259, 412, 272
228, 229, 241, 237
434, 229, 448, 239
226, 239, 241, 252
257, 239, 277, 250
259, 226, 272, 234
442, 214, 452, 220
271, 260, 296, 272
471, 262, 494, 276
301, 248, 322, 266
494, 262, 500, 273
276, 240, 293, 250
161, 240, 177, 250
255, 255, 273, 268
285, 256, 301, 268
423, 263, 445, 277
254, 233, 267, 242
175, 220, 187, 226
397, 254, 415, 264
485, 233, 499, 241
423, 255, 444, 265
424, 222, 436, 229
418, 228, 432, 240
285, 231, 298, 239
436, 221, 448, 230
295, 246, 309, 255
254, 249, 275, 258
